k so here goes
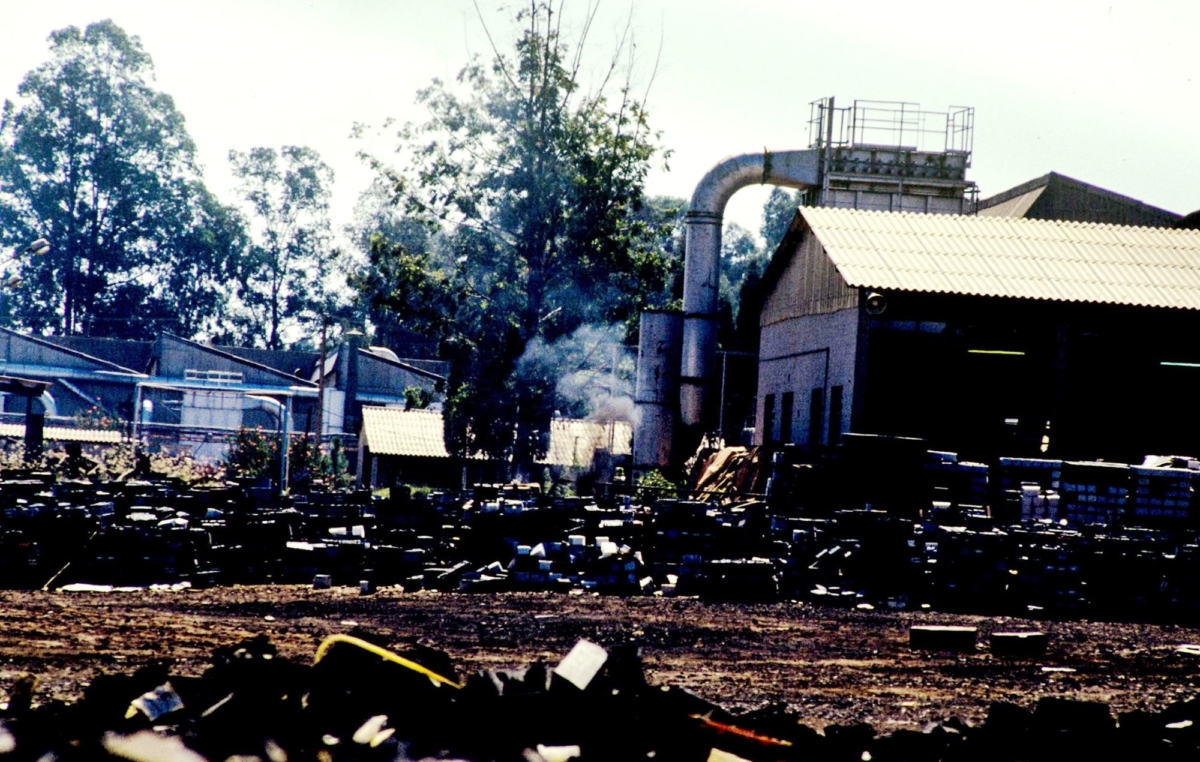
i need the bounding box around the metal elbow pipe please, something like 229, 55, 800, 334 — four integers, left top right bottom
244, 395, 284, 424
679, 149, 822, 426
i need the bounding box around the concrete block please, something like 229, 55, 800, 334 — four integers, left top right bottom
552, 639, 607, 691
909, 625, 977, 651
990, 631, 1047, 657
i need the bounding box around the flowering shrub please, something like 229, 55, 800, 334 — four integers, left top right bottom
73, 406, 122, 432
223, 426, 279, 479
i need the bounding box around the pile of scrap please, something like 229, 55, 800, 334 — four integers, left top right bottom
690, 446, 768, 502
0, 632, 1196, 761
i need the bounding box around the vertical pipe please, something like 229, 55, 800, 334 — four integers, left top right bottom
315, 319, 326, 447
633, 310, 682, 472
131, 382, 143, 446
822, 97, 835, 204
280, 396, 292, 495
342, 331, 362, 435
680, 213, 722, 426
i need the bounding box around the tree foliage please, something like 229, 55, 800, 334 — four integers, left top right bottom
344, 180, 438, 351
228, 145, 336, 349
0, 19, 241, 338
355, 2, 676, 465
760, 187, 800, 251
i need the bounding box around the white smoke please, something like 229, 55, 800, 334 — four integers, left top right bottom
518, 323, 639, 425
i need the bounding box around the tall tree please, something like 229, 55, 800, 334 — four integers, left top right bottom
355, 1, 675, 465
760, 187, 801, 252
0, 19, 240, 338
344, 179, 440, 354
229, 146, 336, 350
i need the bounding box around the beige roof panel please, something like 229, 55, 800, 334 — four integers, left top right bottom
0, 425, 122, 444
360, 406, 631, 465
801, 207, 1200, 310
359, 407, 467, 459
537, 419, 632, 467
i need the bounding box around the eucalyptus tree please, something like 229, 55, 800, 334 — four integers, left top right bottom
0, 19, 241, 338
356, 1, 676, 465
228, 145, 336, 350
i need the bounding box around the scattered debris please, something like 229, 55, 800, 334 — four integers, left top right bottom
0, 632, 1192, 761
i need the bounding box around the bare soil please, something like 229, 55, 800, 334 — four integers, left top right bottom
1, 586, 1198, 729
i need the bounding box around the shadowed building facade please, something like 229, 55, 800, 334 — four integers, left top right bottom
756, 207, 1200, 462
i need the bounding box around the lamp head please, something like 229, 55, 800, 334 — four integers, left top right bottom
865, 291, 888, 316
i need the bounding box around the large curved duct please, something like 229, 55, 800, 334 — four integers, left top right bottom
680, 149, 822, 426
244, 395, 284, 424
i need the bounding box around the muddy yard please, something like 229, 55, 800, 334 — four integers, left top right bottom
0, 586, 1197, 728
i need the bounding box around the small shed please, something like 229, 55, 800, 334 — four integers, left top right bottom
357, 407, 499, 489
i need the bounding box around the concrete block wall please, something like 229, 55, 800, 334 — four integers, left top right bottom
756, 306, 858, 446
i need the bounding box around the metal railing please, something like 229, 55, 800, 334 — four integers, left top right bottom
809, 97, 975, 157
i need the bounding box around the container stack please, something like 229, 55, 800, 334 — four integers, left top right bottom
1129, 466, 1193, 527
1059, 461, 1130, 525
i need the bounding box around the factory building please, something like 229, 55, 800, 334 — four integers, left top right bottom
754, 207, 1200, 462
633, 96, 1200, 469
0, 328, 447, 466
634, 99, 981, 471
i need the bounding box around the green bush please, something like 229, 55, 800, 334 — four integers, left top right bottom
224, 426, 279, 479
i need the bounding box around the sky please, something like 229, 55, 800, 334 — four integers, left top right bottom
2, 0, 1199, 247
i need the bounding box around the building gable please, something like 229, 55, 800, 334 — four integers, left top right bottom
154, 334, 317, 388
761, 217, 857, 327
0, 328, 139, 375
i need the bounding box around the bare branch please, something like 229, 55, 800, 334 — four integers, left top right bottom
472, 0, 519, 90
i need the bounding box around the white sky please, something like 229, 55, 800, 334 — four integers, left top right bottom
2, 0, 1199, 245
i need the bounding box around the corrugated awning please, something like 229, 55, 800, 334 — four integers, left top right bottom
0, 424, 121, 444
359, 407, 631, 464
360, 407, 486, 459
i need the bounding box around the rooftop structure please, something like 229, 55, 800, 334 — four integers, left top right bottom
977, 171, 1180, 227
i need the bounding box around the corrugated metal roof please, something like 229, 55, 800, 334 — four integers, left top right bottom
976, 185, 1044, 218
800, 207, 1200, 309
537, 419, 632, 467
0, 425, 122, 444
360, 406, 631, 464
360, 407, 465, 459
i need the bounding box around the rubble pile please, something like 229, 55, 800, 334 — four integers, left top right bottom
2, 631, 1200, 762
6, 435, 1200, 622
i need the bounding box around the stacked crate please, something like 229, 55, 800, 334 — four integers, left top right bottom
1059, 461, 1130, 526
926, 451, 988, 515
1130, 466, 1193, 526
995, 457, 1063, 493
992, 458, 1063, 524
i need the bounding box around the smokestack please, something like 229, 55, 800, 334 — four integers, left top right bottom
341, 329, 364, 435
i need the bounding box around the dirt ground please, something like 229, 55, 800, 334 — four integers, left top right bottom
1, 586, 1198, 729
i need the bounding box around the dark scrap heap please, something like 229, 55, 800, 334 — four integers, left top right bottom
4, 630, 1200, 762
5, 430, 1200, 624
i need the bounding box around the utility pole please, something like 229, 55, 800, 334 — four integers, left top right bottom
314, 317, 327, 460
